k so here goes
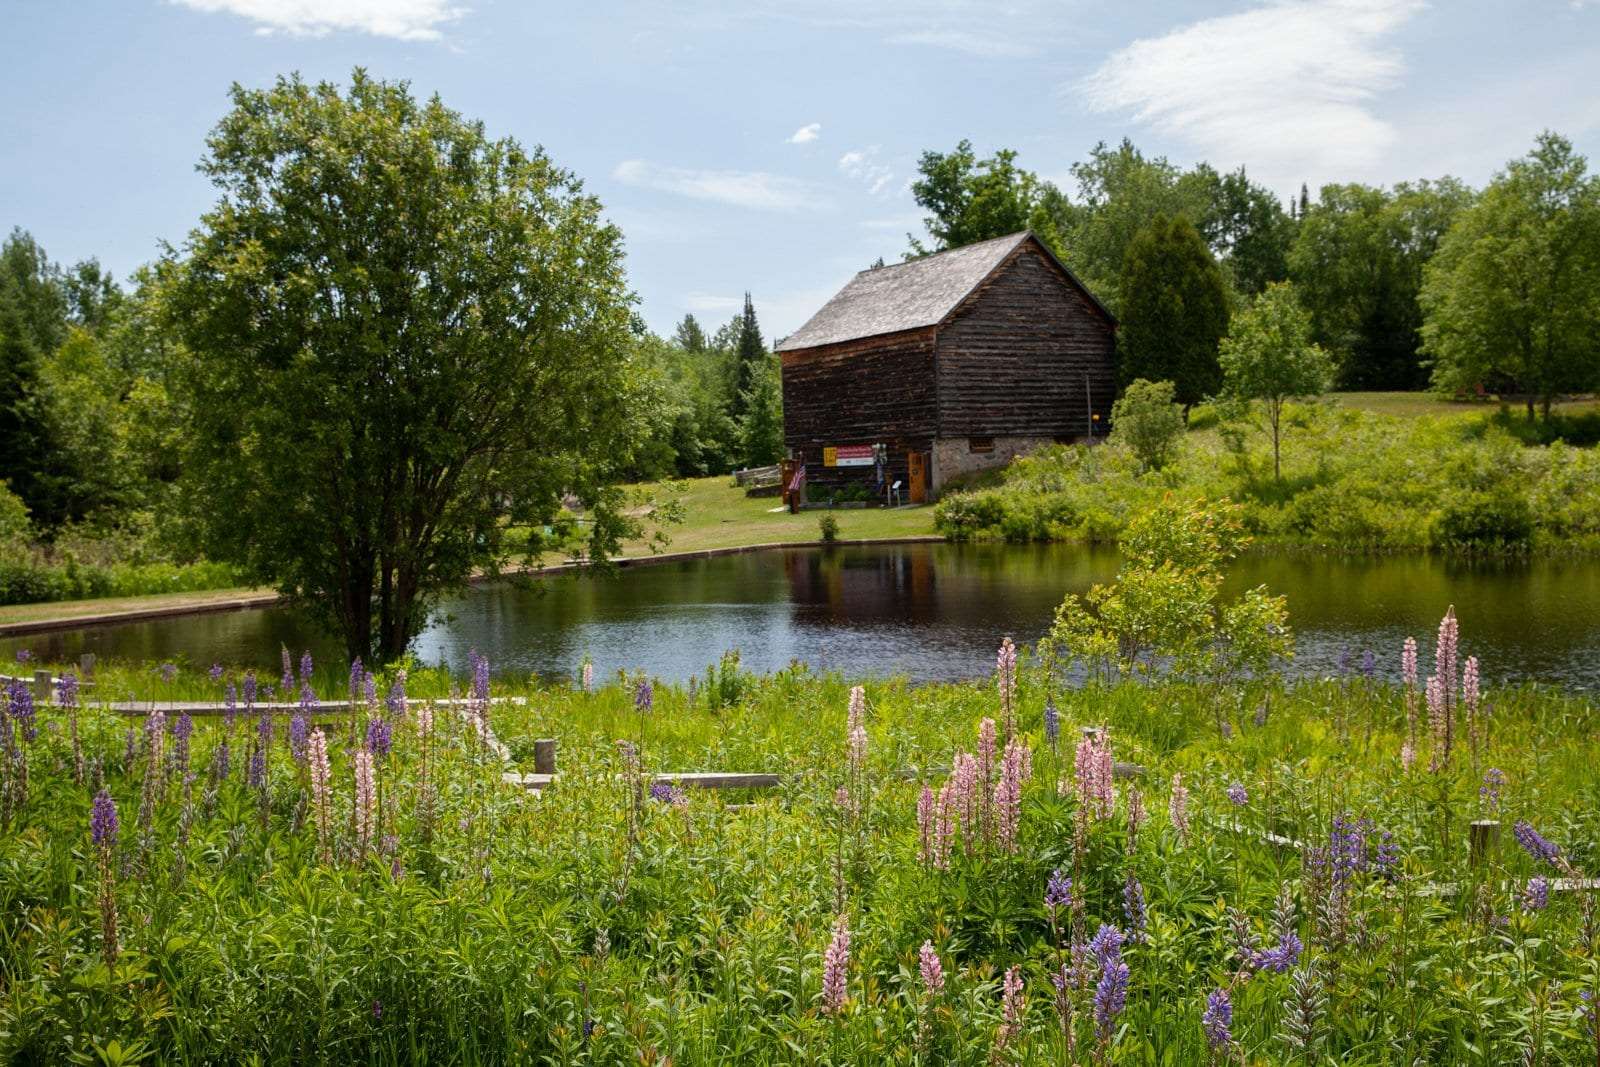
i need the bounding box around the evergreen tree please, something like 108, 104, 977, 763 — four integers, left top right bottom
1115, 214, 1231, 410
673, 313, 707, 353
0, 230, 71, 525
729, 293, 766, 418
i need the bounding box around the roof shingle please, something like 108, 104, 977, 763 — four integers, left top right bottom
775, 232, 1031, 352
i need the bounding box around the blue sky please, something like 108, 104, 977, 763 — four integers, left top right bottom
4, 1, 1597, 339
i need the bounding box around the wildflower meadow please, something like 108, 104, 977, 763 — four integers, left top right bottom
2, 611, 1600, 1064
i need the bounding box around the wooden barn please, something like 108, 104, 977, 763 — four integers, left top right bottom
777, 231, 1117, 502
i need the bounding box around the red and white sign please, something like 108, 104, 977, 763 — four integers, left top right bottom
827, 444, 876, 467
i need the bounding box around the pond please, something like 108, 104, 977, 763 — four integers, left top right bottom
7, 543, 1600, 688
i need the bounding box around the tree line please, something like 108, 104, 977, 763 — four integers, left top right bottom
908, 133, 1600, 416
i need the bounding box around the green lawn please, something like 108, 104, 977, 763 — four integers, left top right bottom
622, 475, 936, 555
1329, 390, 1600, 417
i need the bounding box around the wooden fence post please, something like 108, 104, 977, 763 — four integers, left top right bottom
80, 653, 96, 679
33, 669, 52, 703
1469, 820, 1500, 868
534, 738, 558, 776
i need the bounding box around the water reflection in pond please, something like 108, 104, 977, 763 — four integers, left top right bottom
6, 543, 1600, 688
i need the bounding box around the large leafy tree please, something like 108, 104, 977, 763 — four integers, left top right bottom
1290, 179, 1472, 389
908, 139, 1053, 254
165, 70, 647, 662
1219, 282, 1332, 480
0, 230, 72, 526
1421, 132, 1600, 419
1116, 213, 1230, 409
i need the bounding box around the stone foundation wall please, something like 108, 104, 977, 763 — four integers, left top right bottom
932, 435, 1058, 491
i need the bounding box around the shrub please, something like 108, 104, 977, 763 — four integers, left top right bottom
1432, 487, 1534, 550
1110, 379, 1186, 471
817, 513, 840, 543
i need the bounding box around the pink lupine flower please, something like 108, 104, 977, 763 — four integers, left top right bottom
1426, 673, 1449, 772
996, 637, 1017, 737
996, 965, 1024, 1053
1436, 606, 1458, 707
581, 661, 593, 693
917, 784, 936, 866
848, 685, 866, 733
821, 914, 851, 1015
919, 940, 944, 994
951, 752, 979, 851
995, 738, 1030, 854
977, 717, 997, 795
934, 781, 955, 870
415, 701, 434, 742
1075, 728, 1114, 820
847, 686, 868, 776
1401, 637, 1418, 690
1169, 772, 1190, 843
1126, 787, 1145, 844
308, 728, 333, 863
1400, 739, 1416, 771
1463, 655, 1479, 713
353, 749, 376, 861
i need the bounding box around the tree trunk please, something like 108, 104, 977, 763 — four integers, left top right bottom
1526, 396, 1536, 421
1542, 395, 1552, 420
1270, 399, 1282, 481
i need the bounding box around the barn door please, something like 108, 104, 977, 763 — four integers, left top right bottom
907, 452, 927, 504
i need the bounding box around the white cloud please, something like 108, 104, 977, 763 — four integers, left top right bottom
613, 160, 827, 211
1083, 0, 1425, 190
887, 29, 1037, 58
838, 146, 895, 196
170, 0, 465, 40
788, 123, 822, 144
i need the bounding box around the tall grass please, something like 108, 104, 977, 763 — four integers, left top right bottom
1, 642, 1598, 1063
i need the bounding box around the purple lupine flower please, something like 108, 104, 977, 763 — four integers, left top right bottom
1123, 874, 1147, 939
1202, 988, 1233, 1052
56, 673, 79, 707
1043, 697, 1060, 747
288, 712, 309, 762
257, 710, 273, 756
1045, 869, 1074, 912
635, 679, 653, 714
224, 682, 238, 728
365, 717, 392, 760
648, 781, 687, 805
385, 672, 407, 720
471, 652, 490, 704
1522, 877, 1550, 912
1091, 926, 1129, 1039
1513, 821, 1562, 867
348, 658, 364, 702
172, 712, 194, 773
247, 743, 266, 790
1480, 768, 1505, 815
1337, 648, 1353, 675
298, 650, 313, 688
363, 672, 376, 706
1227, 782, 1248, 807
280, 647, 293, 690
242, 671, 257, 707
1253, 931, 1303, 973
1360, 649, 1376, 678
90, 788, 119, 848
7, 680, 37, 741
158, 662, 177, 684
1374, 829, 1401, 882
14, 649, 31, 663
122, 726, 136, 767
208, 663, 224, 683
371, 999, 382, 1020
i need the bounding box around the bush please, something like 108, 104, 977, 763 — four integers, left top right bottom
817, 513, 840, 543
1432, 487, 1534, 550
1110, 379, 1186, 471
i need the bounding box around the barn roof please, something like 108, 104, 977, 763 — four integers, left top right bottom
774, 231, 1112, 352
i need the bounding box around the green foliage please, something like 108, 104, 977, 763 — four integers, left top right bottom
1110, 378, 1186, 471
5, 641, 1600, 1062
907, 139, 1053, 254
936, 403, 1600, 554
817, 512, 840, 543
1037, 497, 1290, 685
164, 71, 648, 662
738, 355, 785, 468
1422, 132, 1600, 417
1220, 282, 1333, 479
1116, 216, 1230, 407
1290, 179, 1473, 389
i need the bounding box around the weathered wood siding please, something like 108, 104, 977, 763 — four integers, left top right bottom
934, 244, 1116, 439
780, 327, 936, 491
